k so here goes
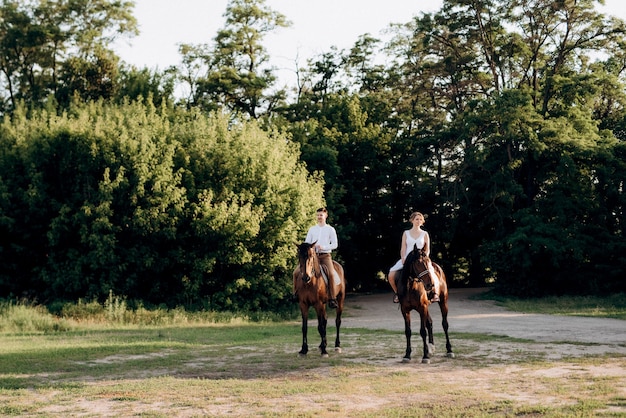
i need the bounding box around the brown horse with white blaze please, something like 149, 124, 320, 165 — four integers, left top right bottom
293, 241, 346, 357
397, 244, 454, 363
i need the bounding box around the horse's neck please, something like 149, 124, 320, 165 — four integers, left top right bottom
405, 262, 425, 287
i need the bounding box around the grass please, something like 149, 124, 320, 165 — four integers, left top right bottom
0, 323, 624, 416
482, 291, 626, 320
0, 293, 624, 416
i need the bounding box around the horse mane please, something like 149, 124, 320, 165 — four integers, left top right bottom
297, 242, 312, 259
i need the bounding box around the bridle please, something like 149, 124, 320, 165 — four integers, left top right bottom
298, 243, 320, 284
407, 252, 434, 289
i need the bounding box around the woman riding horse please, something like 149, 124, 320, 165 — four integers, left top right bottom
397, 245, 454, 363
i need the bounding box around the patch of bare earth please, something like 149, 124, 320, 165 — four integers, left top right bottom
21, 289, 626, 416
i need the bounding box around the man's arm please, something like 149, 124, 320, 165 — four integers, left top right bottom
327, 226, 338, 251
304, 226, 315, 244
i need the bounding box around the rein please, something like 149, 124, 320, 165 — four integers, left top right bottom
408, 262, 431, 285
299, 246, 322, 283
311, 253, 321, 277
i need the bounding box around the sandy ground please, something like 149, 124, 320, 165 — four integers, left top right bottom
22, 288, 626, 417
343, 288, 626, 350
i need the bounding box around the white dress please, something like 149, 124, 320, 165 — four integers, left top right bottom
389, 230, 426, 272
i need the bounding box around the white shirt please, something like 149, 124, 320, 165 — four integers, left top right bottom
305, 224, 338, 253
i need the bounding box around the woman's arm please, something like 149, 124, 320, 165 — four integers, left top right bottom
400, 231, 407, 263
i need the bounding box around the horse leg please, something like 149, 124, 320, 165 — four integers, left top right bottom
420, 306, 434, 364
427, 310, 434, 346
334, 299, 342, 353
420, 316, 429, 364
439, 297, 455, 358
316, 305, 329, 357
402, 309, 412, 362
332, 264, 345, 353
299, 304, 309, 356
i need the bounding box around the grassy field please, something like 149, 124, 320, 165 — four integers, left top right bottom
489, 292, 626, 320
0, 294, 625, 417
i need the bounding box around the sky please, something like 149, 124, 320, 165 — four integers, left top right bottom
113, 0, 626, 89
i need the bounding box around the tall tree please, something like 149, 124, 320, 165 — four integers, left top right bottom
114, 64, 176, 105
181, 0, 290, 118
508, 0, 626, 115
437, 0, 626, 290
0, 0, 137, 112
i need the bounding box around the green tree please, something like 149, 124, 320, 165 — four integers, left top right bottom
0, 0, 137, 112
56, 47, 121, 106
475, 92, 624, 295
0, 100, 323, 310
508, 0, 625, 115
283, 85, 396, 290
180, 0, 290, 118
115, 65, 176, 105
378, 0, 626, 291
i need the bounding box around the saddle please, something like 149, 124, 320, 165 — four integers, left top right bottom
320, 265, 341, 286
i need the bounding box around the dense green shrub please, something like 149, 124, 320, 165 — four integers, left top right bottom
0, 101, 323, 310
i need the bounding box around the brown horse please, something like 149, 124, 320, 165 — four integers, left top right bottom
396, 244, 454, 363
293, 241, 346, 357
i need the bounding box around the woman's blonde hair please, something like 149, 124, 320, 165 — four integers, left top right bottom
409, 212, 425, 222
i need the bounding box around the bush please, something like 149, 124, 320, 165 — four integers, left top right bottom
0, 300, 73, 333
0, 101, 324, 310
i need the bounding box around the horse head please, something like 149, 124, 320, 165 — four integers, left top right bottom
403, 244, 435, 290
296, 241, 318, 283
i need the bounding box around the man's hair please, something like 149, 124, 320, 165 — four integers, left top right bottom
316, 207, 328, 213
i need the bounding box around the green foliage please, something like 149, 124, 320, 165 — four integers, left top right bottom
180, 0, 290, 118
283, 93, 395, 290
0, 100, 323, 310
0, 296, 296, 333
466, 90, 626, 296
2, 0, 626, 300
115, 65, 177, 105
272, 0, 626, 294
0, 300, 73, 333
0, 0, 137, 112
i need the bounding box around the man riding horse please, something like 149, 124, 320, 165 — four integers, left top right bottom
300, 207, 340, 309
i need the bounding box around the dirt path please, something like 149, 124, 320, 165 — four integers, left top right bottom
343, 288, 626, 347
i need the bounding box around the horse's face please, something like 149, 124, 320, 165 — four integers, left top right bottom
405, 247, 434, 288
296, 241, 317, 283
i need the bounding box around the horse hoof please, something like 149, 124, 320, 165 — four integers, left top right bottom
428, 343, 436, 355
401, 357, 411, 363
446, 352, 455, 359
321, 353, 329, 358
334, 347, 342, 353
422, 358, 431, 364
298, 352, 307, 357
